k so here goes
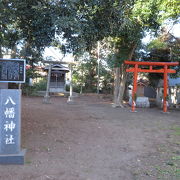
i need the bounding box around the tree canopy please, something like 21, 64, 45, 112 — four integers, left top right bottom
0, 0, 179, 64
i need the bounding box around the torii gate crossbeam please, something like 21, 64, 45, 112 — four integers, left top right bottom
125, 61, 179, 112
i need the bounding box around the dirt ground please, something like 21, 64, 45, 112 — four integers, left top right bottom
0, 94, 179, 180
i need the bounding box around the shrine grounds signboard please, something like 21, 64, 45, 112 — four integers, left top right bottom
0, 58, 26, 83
0, 59, 26, 165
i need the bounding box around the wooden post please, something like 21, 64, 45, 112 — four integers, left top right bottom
69, 64, 72, 97
163, 65, 168, 112
43, 64, 52, 103
132, 64, 138, 112
97, 41, 100, 94
67, 63, 74, 103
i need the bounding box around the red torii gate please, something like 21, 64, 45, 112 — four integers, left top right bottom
125, 61, 179, 112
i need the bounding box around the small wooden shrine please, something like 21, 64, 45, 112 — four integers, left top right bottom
44, 64, 69, 92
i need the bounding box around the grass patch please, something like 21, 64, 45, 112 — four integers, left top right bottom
156, 156, 180, 179
26, 160, 32, 164
171, 126, 180, 136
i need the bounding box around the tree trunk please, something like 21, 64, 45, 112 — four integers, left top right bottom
112, 67, 120, 107
113, 43, 137, 108
11, 45, 17, 58
128, 44, 137, 61
117, 64, 127, 107
0, 45, 3, 58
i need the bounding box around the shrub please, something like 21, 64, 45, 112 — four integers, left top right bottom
33, 78, 47, 91
22, 78, 47, 96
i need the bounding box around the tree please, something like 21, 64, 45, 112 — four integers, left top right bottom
73, 53, 113, 93
53, 0, 142, 106
105, 30, 141, 107
0, 0, 56, 64
133, 0, 180, 87
54, 0, 136, 53
143, 28, 180, 87
109, 0, 180, 107
0, 1, 19, 57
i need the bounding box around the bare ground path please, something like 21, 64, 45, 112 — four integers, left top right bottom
0, 94, 179, 180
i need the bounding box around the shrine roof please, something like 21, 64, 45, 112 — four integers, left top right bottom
44, 64, 69, 72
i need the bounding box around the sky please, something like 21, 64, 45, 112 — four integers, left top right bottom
142, 23, 180, 44
43, 47, 74, 62
171, 23, 180, 37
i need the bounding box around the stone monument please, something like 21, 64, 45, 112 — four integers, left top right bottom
0, 59, 26, 164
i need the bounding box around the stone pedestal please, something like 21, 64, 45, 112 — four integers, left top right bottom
0, 149, 26, 165
129, 96, 150, 108
136, 97, 150, 108
43, 95, 51, 104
